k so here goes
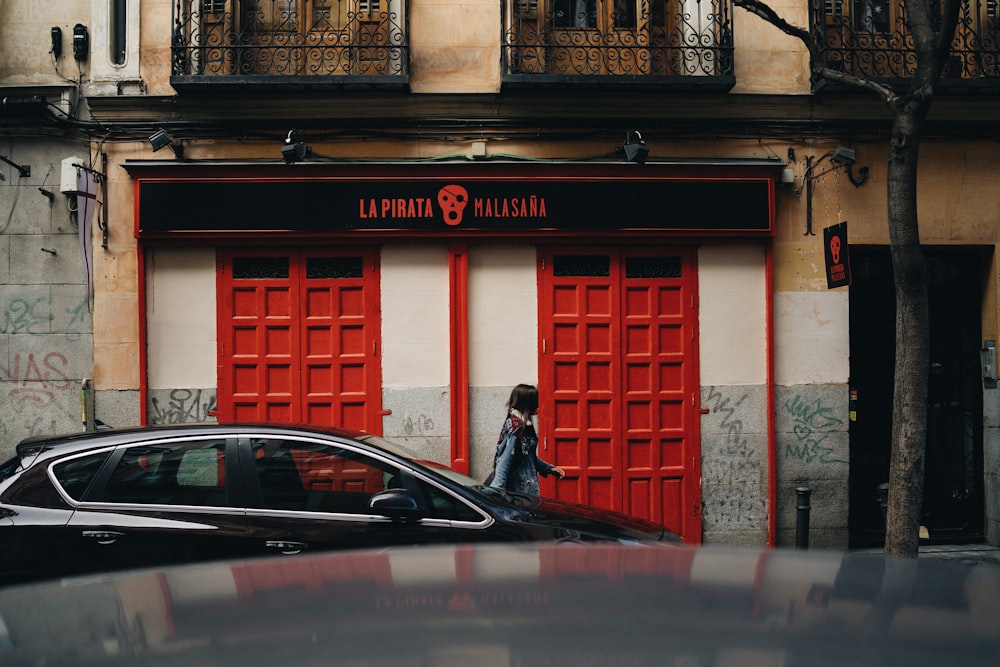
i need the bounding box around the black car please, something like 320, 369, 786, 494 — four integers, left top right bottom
0, 423, 678, 585
2, 542, 999, 666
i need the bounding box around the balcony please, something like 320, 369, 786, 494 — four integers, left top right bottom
814, 0, 1000, 91
501, 0, 735, 89
170, 0, 408, 89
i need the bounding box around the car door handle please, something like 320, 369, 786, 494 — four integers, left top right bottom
265, 540, 308, 555
82, 530, 125, 545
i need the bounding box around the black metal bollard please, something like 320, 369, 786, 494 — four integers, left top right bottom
795, 486, 812, 550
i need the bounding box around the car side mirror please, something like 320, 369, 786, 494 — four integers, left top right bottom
369, 488, 423, 520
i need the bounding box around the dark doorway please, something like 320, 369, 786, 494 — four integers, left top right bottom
849, 246, 986, 547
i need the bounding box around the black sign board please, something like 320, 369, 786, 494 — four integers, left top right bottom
134, 165, 775, 237
824, 222, 851, 288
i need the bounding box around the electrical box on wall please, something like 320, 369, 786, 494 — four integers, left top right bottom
51, 27, 63, 58
73, 24, 89, 61
60, 156, 85, 194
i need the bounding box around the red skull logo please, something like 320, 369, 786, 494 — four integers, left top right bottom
438, 185, 469, 226
830, 235, 841, 264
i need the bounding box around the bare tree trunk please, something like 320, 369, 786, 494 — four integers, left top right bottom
733, 0, 957, 558
883, 96, 930, 558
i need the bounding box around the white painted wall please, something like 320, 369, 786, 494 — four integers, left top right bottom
468, 245, 539, 386
381, 245, 451, 387
698, 245, 768, 386
774, 291, 850, 385
146, 248, 217, 388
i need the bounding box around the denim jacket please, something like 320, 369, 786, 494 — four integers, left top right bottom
490, 411, 556, 495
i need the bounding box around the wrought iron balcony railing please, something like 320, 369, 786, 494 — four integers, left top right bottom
502, 0, 734, 86
813, 0, 1000, 87
171, 0, 408, 85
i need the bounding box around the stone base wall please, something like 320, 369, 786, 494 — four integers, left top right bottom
773, 384, 850, 550
700, 383, 850, 549
700, 385, 770, 546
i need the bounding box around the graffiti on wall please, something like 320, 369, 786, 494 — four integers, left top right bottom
1, 295, 89, 407
0, 355, 79, 445
0, 295, 91, 446
782, 394, 847, 464
1, 296, 89, 340
402, 413, 435, 436
149, 389, 218, 424
701, 386, 767, 529
0, 352, 71, 403
703, 386, 761, 483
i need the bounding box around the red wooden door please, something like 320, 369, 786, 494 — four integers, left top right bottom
539, 249, 701, 543
217, 250, 382, 432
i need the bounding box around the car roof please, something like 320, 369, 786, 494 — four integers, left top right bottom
14, 422, 368, 459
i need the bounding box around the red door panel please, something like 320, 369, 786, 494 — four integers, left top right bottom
222, 258, 299, 423
300, 254, 381, 432
540, 249, 701, 543
548, 262, 621, 511
218, 250, 382, 432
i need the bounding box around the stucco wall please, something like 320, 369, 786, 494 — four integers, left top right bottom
146, 248, 217, 389
733, 1, 811, 95
467, 245, 540, 479
0, 2, 88, 86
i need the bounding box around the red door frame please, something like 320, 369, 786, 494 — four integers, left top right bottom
537, 246, 703, 543
215, 247, 383, 431
448, 244, 471, 475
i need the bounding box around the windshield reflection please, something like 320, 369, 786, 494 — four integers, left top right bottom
356, 433, 482, 487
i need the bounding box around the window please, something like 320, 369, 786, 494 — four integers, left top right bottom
232, 256, 290, 279
91, 0, 141, 83
422, 484, 483, 521
854, 0, 892, 33
358, 0, 381, 16
506, 0, 732, 77
253, 439, 400, 513
252, 439, 479, 520
110, 0, 127, 65
0, 457, 22, 484
553, 0, 596, 27
173, 0, 407, 78
551, 0, 636, 30
104, 440, 228, 506
818, 0, 993, 79
52, 452, 112, 501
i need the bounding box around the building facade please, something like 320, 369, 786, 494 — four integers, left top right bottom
2, 0, 999, 548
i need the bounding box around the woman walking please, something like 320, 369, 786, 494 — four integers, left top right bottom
489, 384, 565, 495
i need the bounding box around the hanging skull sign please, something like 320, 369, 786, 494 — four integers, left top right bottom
824, 221, 850, 289
438, 184, 469, 226
829, 234, 841, 265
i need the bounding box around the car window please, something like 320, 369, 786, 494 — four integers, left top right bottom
52, 451, 112, 501
101, 439, 228, 507
251, 438, 484, 521
418, 482, 483, 522
252, 439, 395, 513
0, 456, 21, 483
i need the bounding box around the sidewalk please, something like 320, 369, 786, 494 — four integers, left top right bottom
851, 543, 1000, 567
916, 543, 1000, 567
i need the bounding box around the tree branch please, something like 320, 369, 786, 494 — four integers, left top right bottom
732, 0, 812, 44
734, 0, 897, 104
817, 67, 897, 104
